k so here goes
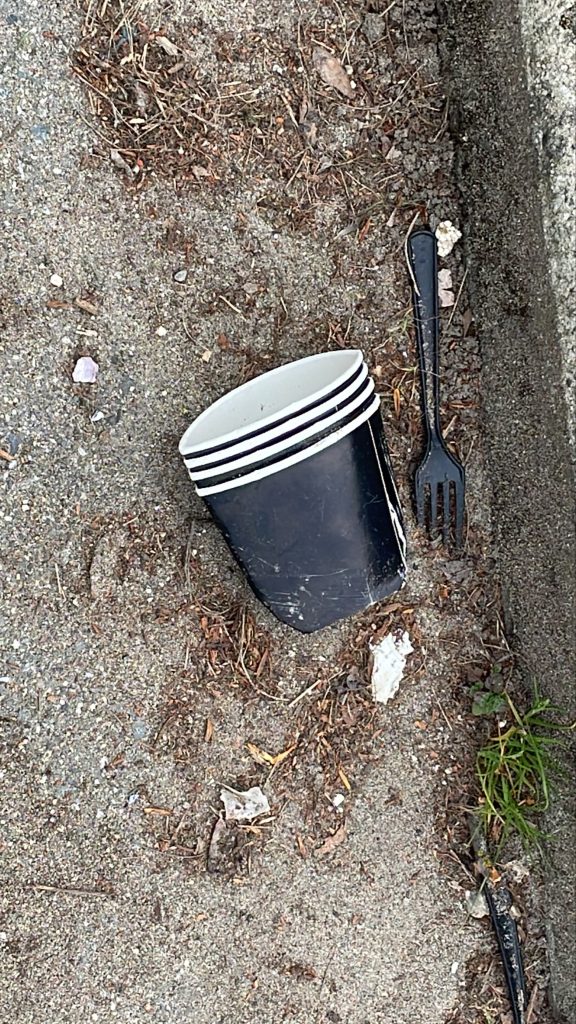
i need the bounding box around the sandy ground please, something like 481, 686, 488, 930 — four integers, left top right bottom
0, 2, 551, 1022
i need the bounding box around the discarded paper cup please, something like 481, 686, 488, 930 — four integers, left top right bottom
194, 399, 406, 632
179, 349, 363, 458
183, 361, 370, 470
187, 378, 376, 483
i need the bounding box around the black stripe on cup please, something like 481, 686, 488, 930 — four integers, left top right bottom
181, 354, 366, 459
191, 388, 378, 489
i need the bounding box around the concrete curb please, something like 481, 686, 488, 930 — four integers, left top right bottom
439, 2, 576, 1020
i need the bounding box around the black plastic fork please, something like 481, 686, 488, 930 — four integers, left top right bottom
407, 227, 465, 546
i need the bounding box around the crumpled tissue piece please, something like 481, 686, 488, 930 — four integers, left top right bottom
435, 220, 462, 257
220, 786, 270, 822
370, 631, 414, 704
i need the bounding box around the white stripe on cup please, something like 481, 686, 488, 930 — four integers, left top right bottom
187, 378, 376, 482
183, 362, 369, 468
195, 394, 381, 496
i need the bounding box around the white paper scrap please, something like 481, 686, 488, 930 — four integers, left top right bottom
370, 631, 414, 704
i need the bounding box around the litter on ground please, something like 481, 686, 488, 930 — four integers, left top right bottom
435, 220, 462, 257
370, 631, 414, 704
438, 268, 455, 307
220, 786, 270, 822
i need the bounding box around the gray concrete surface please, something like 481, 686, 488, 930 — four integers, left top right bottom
440, 2, 576, 1020
0, 2, 502, 1023
2, 0, 571, 1020
519, 0, 576, 451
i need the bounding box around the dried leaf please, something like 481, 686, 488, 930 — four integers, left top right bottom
255, 648, 269, 678
204, 719, 214, 742
287, 963, 317, 981
462, 308, 474, 336
110, 149, 134, 178
379, 602, 405, 617
75, 297, 99, 315
207, 817, 227, 873
393, 387, 401, 417
247, 742, 274, 766
216, 332, 230, 350
358, 217, 372, 243
247, 742, 295, 767
271, 746, 296, 766
134, 82, 149, 114
156, 35, 179, 57
46, 298, 74, 310
143, 806, 172, 816
296, 834, 308, 859
314, 824, 347, 857
298, 101, 319, 147
385, 145, 402, 162
312, 48, 355, 99
338, 767, 352, 792
0, 450, 13, 461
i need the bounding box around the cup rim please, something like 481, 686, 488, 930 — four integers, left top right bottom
179, 349, 363, 456
195, 394, 381, 496
187, 378, 376, 482
183, 362, 370, 469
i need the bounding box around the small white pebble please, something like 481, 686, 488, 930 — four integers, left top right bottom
50, 273, 63, 287
72, 356, 99, 384
173, 269, 188, 283
156, 326, 167, 337
201, 349, 212, 362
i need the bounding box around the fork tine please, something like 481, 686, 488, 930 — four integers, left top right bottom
415, 476, 426, 528
442, 480, 451, 545
454, 476, 465, 547
429, 482, 438, 537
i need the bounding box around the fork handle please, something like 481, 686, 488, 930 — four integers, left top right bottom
407, 228, 441, 443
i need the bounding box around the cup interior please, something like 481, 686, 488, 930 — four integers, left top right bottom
184, 362, 369, 470
179, 349, 362, 456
